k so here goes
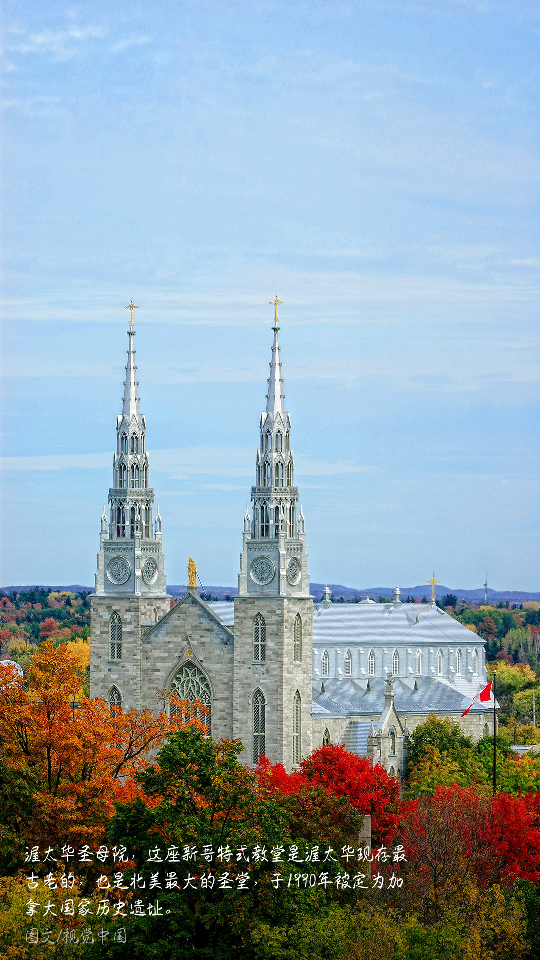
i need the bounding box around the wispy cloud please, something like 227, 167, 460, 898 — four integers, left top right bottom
110, 34, 152, 53
10, 25, 106, 61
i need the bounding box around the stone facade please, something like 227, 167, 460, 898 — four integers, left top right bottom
90, 309, 493, 775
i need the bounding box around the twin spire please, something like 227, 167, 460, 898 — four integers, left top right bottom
122, 300, 142, 423
266, 295, 286, 416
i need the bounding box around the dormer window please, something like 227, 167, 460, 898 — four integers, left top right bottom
344, 650, 352, 676
322, 650, 329, 677
456, 649, 462, 675
416, 650, 422, 675
368, 650, 375, 676
392, 650, 399, 675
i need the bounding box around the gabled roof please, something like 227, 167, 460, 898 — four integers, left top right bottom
144, 590, 234, 642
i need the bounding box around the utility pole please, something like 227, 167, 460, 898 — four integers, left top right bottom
493, 670, 497, 796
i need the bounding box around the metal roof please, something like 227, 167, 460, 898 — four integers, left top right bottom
312, 675, 490, 718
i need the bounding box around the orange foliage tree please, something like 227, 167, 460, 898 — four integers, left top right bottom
0, 640, 205, 857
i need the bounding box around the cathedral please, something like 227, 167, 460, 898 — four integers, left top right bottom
90, 301, 493, 776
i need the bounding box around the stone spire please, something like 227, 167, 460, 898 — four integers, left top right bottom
122, 326, 142, 422
237, 300, 309, 597
266, 316, 285, 416
94, 310, 167, 597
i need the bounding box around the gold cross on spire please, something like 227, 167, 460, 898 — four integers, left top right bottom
269, 295, 283, 325
427, 572, 441, 601
125, 299, 139, 328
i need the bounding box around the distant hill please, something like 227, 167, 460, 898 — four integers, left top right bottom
2, 582, 538, 603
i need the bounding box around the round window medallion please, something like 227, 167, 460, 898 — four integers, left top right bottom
250, 556, 276, 585
287, 557, 302, 585
142, 556, 158, 585
107, 556, 131, 585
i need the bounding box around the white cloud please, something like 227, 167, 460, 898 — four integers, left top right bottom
11, 25, 106, 61
110, 35, 152, 53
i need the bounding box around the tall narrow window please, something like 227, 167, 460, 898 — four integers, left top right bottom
130, 465, 139, 488
368, 650, 375, 676
253, 689, 266, 764
344, 650, 352, 676
472, 649, 478, 674
130, 435, 138, 453
253, 614, 266, 663
389, 728, 396, 755
121, 434, 128, 453
276, 432, 283, 451
437, 650, 443, 675
286, 462, 293, 486
265, 432, 271, 452
322, 728, 331, 747
110, 613, 122, 660
456, 649, 462, 675
392, 650, 399, 675
275, 463, 284, 487
322, 650, 329, 677
292, 691, 301, 764
416, 650, 422, 675
144, 507, 150, 538
274, 506, 280, 537
293, 614, 302, 661
287, 504, 295, 538
261, 506, 270, 538
130, 506, 136, 538
109, 686, 122, 711
116, 505, 125, 538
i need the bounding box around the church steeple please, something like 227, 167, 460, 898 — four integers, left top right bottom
94, 307, 167, 597
238, 299, 309, 597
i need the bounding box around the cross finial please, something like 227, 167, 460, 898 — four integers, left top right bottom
269, 295, 283, 326
427, 572, 441, 601
125, 298, 139, 328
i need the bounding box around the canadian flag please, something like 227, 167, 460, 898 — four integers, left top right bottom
461, 680, 493, 717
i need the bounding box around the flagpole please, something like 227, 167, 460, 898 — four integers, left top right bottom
493, 670, 497, 796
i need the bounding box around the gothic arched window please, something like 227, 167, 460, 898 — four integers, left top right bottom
292, 691, 301, 764
171, 663, 211, 730
109, 613, 122, 660
116, 505, 126, 538
389, 727, 396, 755
130, 506, 136, 538
131, 464, 139, 489
344, 650, 352, 676
416, 650, 422, 675
293, 614, 302, 661
121, 433, 128, 453
456, 649, 462, 675
392, 650, 399, 675
323, 728, 331, 747
368, 650, 375, 676
261, 506, 270, 538
144, 507, 150, 538
288, 504, 295, 537
322, 650, 329, 677
130, 434, 138, 453
275, 463, 284, 487
276, 432, 283, 452
108, 686, 122, 711
265, 432, 272, 452
473, 649, 478, 674
437, 650, 443, 675
286, 462, 292, 486
253, 614, 266, 663
253, 689, 266, 764
274, 505, 280, 537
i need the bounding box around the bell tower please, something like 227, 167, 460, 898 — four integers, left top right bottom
90, 303, 171, 709
233, 298, 313, 768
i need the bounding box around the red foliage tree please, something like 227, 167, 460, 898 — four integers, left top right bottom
256, 744, 400, 844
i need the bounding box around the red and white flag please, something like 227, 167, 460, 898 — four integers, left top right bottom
461, 680, 493, 717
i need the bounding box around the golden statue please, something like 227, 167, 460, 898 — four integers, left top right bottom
188, 557, 197, 587
427, 572, 441, 602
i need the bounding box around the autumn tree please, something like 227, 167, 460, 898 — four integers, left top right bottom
0, 642, 201, 863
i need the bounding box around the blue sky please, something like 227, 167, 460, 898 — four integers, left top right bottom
1, 0, 538, 591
